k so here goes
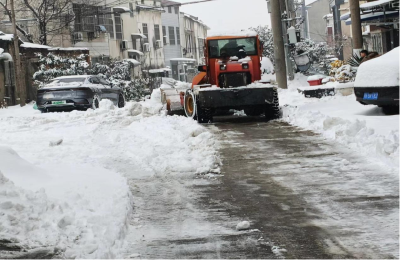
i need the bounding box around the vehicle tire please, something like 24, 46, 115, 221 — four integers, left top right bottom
92, 95, 100, 110
265, 89, 281, 121
197, 107, 213, 123
118, 94, 125, 108
382, 105, 399, 115
184, 90, 197, 120
244, 106, 264, 116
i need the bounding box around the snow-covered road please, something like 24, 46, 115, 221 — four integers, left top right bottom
0, 88, 398, 258
0, 99, 220, 258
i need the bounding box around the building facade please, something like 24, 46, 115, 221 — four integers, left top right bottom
161, 0, 182, 69
72, 0, 165, 72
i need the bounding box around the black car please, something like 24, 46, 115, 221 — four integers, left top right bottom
36, 75, 125, 113
354, 47, 399, 114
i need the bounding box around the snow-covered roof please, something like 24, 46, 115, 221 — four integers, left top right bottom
49, 47, 89, 51
113, 6, 131, 12
360, 0, 395, 10
131, 33, 147, 39
20, 42, 51, 49
127, 49, 144, 55
136, 4, 165, 12
345, 10, 398, 25
54, 75, 90, 80
323, 13, 333, 19
123, 58, 141, 66
170, 58, 196, 62
208, 30, 257, 38
0, 31, 13, 41
354, 47, 399, 88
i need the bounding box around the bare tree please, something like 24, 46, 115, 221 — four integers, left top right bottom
0, 0, 34, 42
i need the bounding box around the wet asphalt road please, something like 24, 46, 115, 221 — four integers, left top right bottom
125, 115, 398, 259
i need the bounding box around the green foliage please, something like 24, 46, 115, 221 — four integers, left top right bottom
347, 53, 362, 67
121, 79, 149, 102
33, 53, 149, 101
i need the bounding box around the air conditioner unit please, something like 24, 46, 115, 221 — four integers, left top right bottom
156, 40, 162, 49
73, 32, 83, 41
143, 43, 150, 52
121, 40, 128, 50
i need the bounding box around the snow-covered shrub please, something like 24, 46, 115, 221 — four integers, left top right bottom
250, 25, 274, 64
33, 53, 90, 88
121, 78, 149, 102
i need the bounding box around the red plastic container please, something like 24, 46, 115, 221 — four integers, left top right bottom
308, 79, 323, 86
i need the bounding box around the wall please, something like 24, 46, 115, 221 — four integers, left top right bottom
136, 8, 165, 69
161, 5, 182, 67
307, 0, 331, 42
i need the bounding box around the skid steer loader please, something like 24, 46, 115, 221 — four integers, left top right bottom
182, 32, 280, 123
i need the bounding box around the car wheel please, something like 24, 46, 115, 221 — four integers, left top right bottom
92, 95, 100, 110
118, 94, 125, 108
382, 106, 399, 115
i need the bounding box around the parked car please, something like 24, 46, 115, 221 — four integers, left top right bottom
354, 47, 399, 114
36, 75, 125, 113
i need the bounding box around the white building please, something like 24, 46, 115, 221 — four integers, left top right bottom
72, 0, 166, 75
161, 0, 183, 68
179, 12, 209, 65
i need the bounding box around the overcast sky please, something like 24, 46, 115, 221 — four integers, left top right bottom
176, 0, 272, 34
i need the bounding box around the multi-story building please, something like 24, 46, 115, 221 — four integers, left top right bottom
180, 12, 209, 65
160, 0, 182, 68
72, 0, 165, 72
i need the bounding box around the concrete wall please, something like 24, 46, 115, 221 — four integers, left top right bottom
307, 0, 331, 42
161, 5, 182, 67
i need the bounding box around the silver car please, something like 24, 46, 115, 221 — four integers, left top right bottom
36, 75, 125, 112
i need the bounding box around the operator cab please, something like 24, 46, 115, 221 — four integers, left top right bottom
206, 37, 261, 88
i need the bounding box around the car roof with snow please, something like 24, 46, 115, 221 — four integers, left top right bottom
53, 75, 91, 80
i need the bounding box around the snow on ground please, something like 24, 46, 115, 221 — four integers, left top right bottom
0, 94, 220, 258
275, 73, 399, 169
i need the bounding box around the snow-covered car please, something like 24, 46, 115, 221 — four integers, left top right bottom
36, 75, 125, 112
354, 47, 399, 114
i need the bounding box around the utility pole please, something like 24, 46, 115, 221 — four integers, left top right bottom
302, 0, 308, 38
10, 0, 25, 106
282, 0, 294, 80
269, 0, 288, 89
349, 0, 363, 53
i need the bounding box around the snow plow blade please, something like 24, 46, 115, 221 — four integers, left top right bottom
196, 87, 277, 109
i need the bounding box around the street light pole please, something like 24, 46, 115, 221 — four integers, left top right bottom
10, 0, 25, 106
269, 0, 288, 89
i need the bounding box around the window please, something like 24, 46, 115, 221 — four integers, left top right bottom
168, 6, 172, 13
141, 0, 144, 4
162, 26, 167, 44
143, 23, 149, 43
198, 38, 204, 57
185, 34, 193, 53
176, 27, 180, 45
174, 6, 179, 14
114, 13, 123, 40
129, 3, 134, 17
168, 26, 176, 45
154, 24, 160, 41
73, 4, 114, 38
208, 37, 258, 58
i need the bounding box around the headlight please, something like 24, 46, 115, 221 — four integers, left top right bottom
242, 63, 249, 69
43, 93, 54, 99
220, 64, 227, 71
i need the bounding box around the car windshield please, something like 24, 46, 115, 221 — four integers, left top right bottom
53, 78, 86, 84
208, 37, 258, 58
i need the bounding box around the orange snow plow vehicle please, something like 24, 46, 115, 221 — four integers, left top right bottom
182, 32, 280, 123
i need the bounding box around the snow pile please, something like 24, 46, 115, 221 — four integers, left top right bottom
0, 146, 132, 258
355, 47, 399, 87
0, 91, 221, 256
123, 115, 221, 176
280, 89, 399, 167
236, 221, 250, 231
